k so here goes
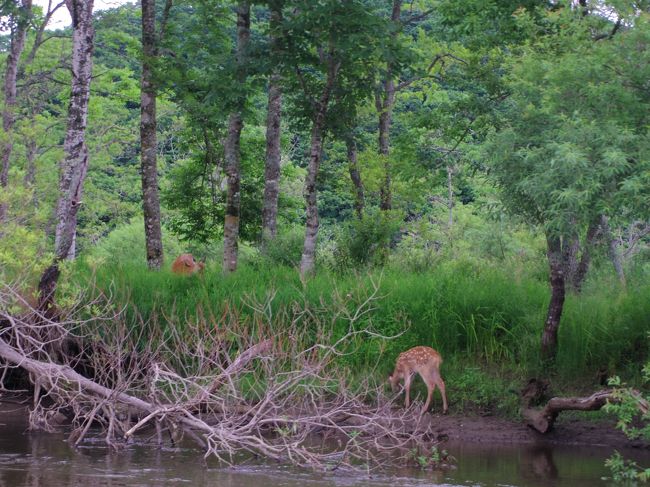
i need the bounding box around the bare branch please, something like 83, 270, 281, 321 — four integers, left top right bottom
0, 279, 448, 470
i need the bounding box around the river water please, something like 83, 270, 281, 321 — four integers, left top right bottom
1, 399, 648, 487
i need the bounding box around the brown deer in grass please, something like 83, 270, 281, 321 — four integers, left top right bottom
171, 254, 205, 275
388, 346, 448, 415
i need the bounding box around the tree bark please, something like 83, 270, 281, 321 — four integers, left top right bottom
521, 389, 617, 434
571, 217, 601, 293
541, 234, 566, 361
0, 0, 32, 222
600, 215, 626, 288
262, 3, 283, 242
447, 165, 454, 228
299, 58, 339, 277
300, 53, 340, 277
346, 137, 364, 219
38, 0, 95, 314
299, 112, 326, 277
140, 0, 164, 270
23, 133, 37, 188
222, 1, 250, 273
377, 0, 401, 212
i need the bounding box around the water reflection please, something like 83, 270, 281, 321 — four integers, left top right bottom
1, 400, 648, 487
520, 445, 559, 481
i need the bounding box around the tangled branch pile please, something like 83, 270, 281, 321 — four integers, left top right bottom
0, 280, 441, 470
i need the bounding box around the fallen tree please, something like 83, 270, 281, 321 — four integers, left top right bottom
522, 389, 618, 434
0, 279, 444, 470
520, 378, 649, 434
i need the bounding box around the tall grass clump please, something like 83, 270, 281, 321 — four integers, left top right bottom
557, 280, 650, 380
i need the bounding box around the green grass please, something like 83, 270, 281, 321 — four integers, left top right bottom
69, 257, 650, 415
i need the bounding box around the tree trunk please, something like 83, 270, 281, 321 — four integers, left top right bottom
541, 234, 566, 361
223, 111, 244, 273
0, 0, 32, 222
377, 0, 401, 212
38, 0, 95, 314
447, 164, 454, 228
346, 137, 364, 219
571, 217, 601, 293
299, 56, 339, 277
23, 134, 37, 188
378, 100, 393, 211
299, 111, 327, 277
140, 0, 164, 270
222, 1, 250, 273
262, 4, 283, 242
600, 215, 626, 289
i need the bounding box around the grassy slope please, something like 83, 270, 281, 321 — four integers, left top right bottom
71, 257, 650, 416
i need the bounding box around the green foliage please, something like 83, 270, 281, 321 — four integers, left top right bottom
606, 451, 650, 483
163, 126, 266, 243
280, 0, 390, 131
327, 209, 402, 271
0, 223, 50, 286
484, 12, 650, 238
84, 220, 184, 269
603, 346, 650, 482
407, 445, 454, 470
3, 1, 650, 441
259, 227, 304, 267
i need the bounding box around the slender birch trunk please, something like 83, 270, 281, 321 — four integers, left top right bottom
447, 164, 454, 228
23, 130, 37, 188
600, 215, 626, 288
223, 1, 250, 273
571, 217, 601, 293
346, 137, 364, 219
140, 0, 164, 270
0, 0, 32, 222
262, 3, 283, 241
38, 0, 95, 314
299, 58, 339, 277
377, 0, 401, 212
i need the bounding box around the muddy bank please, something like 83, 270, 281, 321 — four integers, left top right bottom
1, 393, 646, 452
418, 412, 649, 450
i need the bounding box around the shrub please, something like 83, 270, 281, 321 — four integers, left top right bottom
85, 220, 184, 269
323, 210, 402, 273
259, 227, 304, 268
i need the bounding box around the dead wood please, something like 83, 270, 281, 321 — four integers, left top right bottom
0, 278, 440, 470
522, 389, 617, 434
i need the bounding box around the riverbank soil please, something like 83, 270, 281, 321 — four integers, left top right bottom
1, 394, 647, 451
419, 412, 649, 450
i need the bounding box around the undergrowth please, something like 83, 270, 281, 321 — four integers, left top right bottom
66, 255, 650, 417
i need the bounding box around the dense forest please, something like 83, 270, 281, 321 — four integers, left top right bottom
0, 0, 649, 475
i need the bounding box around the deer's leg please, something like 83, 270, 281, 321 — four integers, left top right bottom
433, 372, 448, 414
404, 374, 412, 408
421, 372, 435, 415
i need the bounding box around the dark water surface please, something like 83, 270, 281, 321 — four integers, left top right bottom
1, 400, 648, 487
